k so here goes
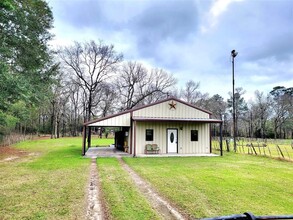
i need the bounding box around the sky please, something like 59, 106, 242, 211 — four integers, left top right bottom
47, 0, 293, 101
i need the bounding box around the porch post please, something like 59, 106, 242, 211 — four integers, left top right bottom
130, 112, 133, 154
87, 126, 91, 149
209, 115, 212, 153
209, 124, 212, 153
133, 120, 136, 157
220, 122, 223, 156
82, 125, 87, 156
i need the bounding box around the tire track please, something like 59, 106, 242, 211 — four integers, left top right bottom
117, 156, 187, 220
86, 159, 104, 220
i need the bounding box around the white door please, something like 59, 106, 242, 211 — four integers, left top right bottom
167, 129, 177, 153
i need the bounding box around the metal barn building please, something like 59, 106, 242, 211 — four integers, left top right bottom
82, 97, 222, 156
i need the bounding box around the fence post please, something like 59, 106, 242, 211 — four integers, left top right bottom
267, 145, 272, 158
263, 144, 267, 156
251, 143, 258, 155
247, 144, 250, 154
276, 145, 285, 158
257, 142, 261, 155
284, 146, 291, 161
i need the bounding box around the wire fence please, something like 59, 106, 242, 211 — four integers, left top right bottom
212, 137, 293, 161
0, 133, 37, 147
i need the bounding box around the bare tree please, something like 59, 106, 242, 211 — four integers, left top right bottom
67, 83, 83, 136
58, 40, 123, 146
50, 79, 69, 139
180, 80, 201, 103
99, 83, 118, 117
249, 91, 271, 138
180, 80, 209, 108
59, 40, 122, 121
270, 86, 293, 139
146, 68, 177, 103
117, 61, 176, 110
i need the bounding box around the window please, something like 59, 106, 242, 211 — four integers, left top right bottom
191, 130, 198, 141
146, 129, 154, 141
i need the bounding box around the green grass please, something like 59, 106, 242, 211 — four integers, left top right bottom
90, 136, 114, 147
123, 153, 293, 219
2, 137, 292, 219
97, 158, 160, 220
0, 137, 91, 220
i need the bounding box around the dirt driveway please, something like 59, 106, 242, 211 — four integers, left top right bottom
86, 155, 188, 220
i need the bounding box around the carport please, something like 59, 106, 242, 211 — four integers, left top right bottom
82, 110, 133, 156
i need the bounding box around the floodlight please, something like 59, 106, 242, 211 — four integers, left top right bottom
231, 50, 238, 57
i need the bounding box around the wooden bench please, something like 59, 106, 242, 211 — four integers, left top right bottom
145, 144, 160, 154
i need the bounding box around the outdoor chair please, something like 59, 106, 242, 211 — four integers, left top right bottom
152, 144, 160, 153
145, 144, 153, 154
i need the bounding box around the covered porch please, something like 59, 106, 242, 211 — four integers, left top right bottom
82, 110, 132, 156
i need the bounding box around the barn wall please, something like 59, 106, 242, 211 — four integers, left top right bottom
135, 121, 210, 155
133, 100, 209, 118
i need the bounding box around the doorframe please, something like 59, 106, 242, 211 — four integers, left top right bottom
166, 128, 178, 153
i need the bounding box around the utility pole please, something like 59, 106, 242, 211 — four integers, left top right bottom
231, 50, 238, 152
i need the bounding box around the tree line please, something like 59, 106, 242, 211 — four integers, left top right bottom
0, 0, 57, 141
0, 0, 292, 143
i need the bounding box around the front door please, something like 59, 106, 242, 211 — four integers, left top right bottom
167, 129, 178, 153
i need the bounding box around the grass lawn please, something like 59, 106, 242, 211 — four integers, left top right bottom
97, 158, 160, 220
1, 137, 292, 219
124, 153, 293, 219
0, 137, 91, 220
90, 136, 114, 147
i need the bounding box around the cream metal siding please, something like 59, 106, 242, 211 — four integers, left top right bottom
89, 113, 131, 127
135, 121, 210, 155
133, 100, 209, 118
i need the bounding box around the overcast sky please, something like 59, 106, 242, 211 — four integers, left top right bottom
47, 0, 293, 101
